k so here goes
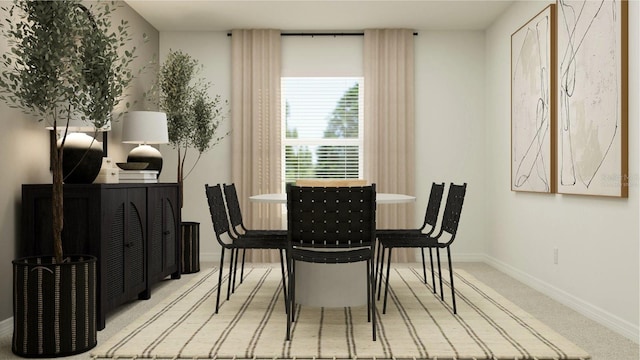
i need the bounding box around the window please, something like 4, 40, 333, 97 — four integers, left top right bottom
281, 77, 364, 190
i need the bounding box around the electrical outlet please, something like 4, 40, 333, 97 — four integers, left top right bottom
553, 248, 559, 265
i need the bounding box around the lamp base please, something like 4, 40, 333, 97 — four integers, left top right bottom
127, 145, 163, 175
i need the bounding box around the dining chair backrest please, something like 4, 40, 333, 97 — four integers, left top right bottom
287, 184, 376, 249
205, 184, 232, 242
295, 178, 368, 187
222, 183, 246, 235
420, 182, 445, 232
438, 183, 467, 244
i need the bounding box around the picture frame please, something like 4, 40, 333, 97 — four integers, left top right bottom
511, 4, 556, 193
556, 0, 628, 197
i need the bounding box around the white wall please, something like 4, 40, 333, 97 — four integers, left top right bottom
163, 4, 639, 342
282, 35, 363, 76
160, 31, 488, 263
485, 0, 639, 341
0, 2, 160, 321
414, 31, 487, 260
159, 32, 233, 261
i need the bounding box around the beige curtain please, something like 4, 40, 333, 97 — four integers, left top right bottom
364, 29, 416, 262
231, 29, 282, 262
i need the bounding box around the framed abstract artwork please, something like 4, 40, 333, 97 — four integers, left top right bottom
511, 4, 556, 193
556, 0, 628, 197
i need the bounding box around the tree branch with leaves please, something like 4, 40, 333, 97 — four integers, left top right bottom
0, 0, 139, 262
154, 50, 228, 206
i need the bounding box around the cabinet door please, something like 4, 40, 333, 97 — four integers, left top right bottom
147, 185, 180, 284
125, 188, 147, 296
102, 187, 146, 310
20, 185, 100, 258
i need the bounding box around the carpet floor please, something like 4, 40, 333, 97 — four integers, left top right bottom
91, 266, 590, 360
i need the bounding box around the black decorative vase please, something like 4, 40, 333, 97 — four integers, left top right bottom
12, 255, 97, 358
58, 133, 103, 184
180, 222, 200, 274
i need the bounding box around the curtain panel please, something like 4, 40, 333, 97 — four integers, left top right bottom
364, 29, 416, 262
231, 29, 283, 262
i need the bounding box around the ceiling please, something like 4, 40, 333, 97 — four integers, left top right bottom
124, 1, 514, 32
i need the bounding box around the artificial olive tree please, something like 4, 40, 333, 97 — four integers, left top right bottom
0, 0, 139, 262
157, 49, 227, 206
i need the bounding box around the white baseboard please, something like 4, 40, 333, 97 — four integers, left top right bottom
0, 316, 12, 339
483, 254, 639, 343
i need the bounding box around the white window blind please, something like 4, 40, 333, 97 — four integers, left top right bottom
281, 77, 364, 187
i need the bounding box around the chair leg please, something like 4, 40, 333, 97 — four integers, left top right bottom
232, 248, 239, 293
382, 247, 393, 314
429, 248, 436, 294
420, 248, 427, 284
279, 249, 289, 314
366, 259, 371, 322
447, 246, 457, 314
373, 239, 379, 266
369, 258, 377, 341
374, 240, 381, 297
240, 249, 247, 284
290, 260, 297, 323
286, 257, 292, 341
377, 245, 386, 300
436, 248, 444, 301
215, 249, 225, 314
227, 249, 235, 300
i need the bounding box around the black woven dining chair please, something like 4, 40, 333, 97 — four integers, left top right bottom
205, 184, 288, 314
378, 182, 467, 314
375, 182, 445, 298
223, 183, 286, 290
285, 184, 377, 341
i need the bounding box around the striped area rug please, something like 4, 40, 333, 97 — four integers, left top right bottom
91, 266, 590, 360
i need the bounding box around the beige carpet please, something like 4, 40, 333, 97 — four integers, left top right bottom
91, 266, 590, 360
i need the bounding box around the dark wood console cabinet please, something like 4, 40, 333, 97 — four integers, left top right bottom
21, 183, 181, 330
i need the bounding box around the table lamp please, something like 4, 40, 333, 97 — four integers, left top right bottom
122, 111, 169, 175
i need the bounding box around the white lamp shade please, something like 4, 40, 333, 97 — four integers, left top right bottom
122, 111, 169, 144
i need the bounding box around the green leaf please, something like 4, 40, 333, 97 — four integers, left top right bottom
0, 0, 142, 153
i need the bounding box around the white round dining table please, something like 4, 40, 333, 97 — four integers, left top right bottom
249, 191, 416, 308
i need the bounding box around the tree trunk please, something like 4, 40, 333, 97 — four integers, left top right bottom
51, 131, 64, 263
177, 148, 184, 208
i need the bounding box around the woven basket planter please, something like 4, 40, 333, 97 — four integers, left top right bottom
181, 222, 200, 274
12, 255, 97, 358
